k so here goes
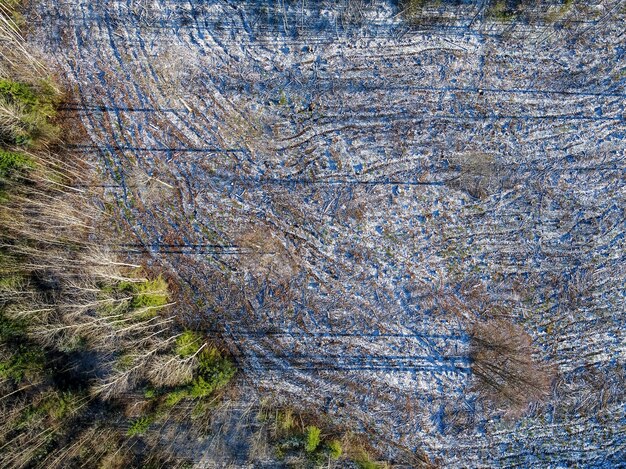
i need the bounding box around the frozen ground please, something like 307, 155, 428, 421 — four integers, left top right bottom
28, 0, 625, 466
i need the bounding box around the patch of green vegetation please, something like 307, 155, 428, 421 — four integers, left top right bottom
265, 406, 373, 464
304, 425, 321, 453
0, 312, 27, 341
277, 90, 288, 106
0, 78, 60, 146
163, 389, 188, 407
153, 345, 235, 409
175, 330, 202, 358
355, 451, 384, 469
328, 439, 342, 459
404, 0, 425, 14
0, 149, 34, 178
488, 0, 518, 22
188, 347, 236, 398
38, 391, 80, 420
8, 6, 25, 30
398, 0, 426, 23
545, 0, 574, 22
114, 353, 135, 371
132, 277, 169, 308
127, 416, 153, 437
118, 276, 169, 309
0, 273, 23, 292
99, 275, 170, 321
277, 408, 295, 432
0, 344, 45, 383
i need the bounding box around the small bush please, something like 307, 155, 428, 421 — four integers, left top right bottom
114, 353, 135, 371
0, 149, 34, 178
131, 276, 169, 308
401, 0, 426, 22
328, 439, 342, 459
127, 416, 152, 436
188, 347, 235, 398
0, 312, 27, 341
0, 79, 60, 146
163, 389, 188, 407
155, 346, 236, 404
488, 0, 518, 21
38, 391, 79, 420
0, 345, 45, 383
0, 270, 24, 292
124, 276, 169, 309
304, 425, 321, 453
188, 375, 220, 398
0, 80, 42, 108
175, 330, 202, 358
110, 276, 170, 320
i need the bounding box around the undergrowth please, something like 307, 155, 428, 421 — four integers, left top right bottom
258, 404, 390, 467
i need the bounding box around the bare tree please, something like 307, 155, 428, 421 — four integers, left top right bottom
469, 318, 554, 419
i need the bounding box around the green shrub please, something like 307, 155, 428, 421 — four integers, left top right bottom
38, 391, 79, 420
155, 346, 235, 407
488, 0, 517, 21
328, 439, 342, 459
0, 149, 34, 178
0, 80, 41, 108
304, 425, 321, 453
175, 330, 202, 358
163, 389, 188, 407
131, 277, 168, 308
114, 353, 135, 371
0, 79, 60, 146
127, 416, 152, 436
188, 375, 218, 398
545, 0, 573, 21
188, 347, 235, 398
111, 276, 169, 319
0, 312, 27, 341
0, 345, 45, 383
404, 0, 425, 11
119, 276, 169, 309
